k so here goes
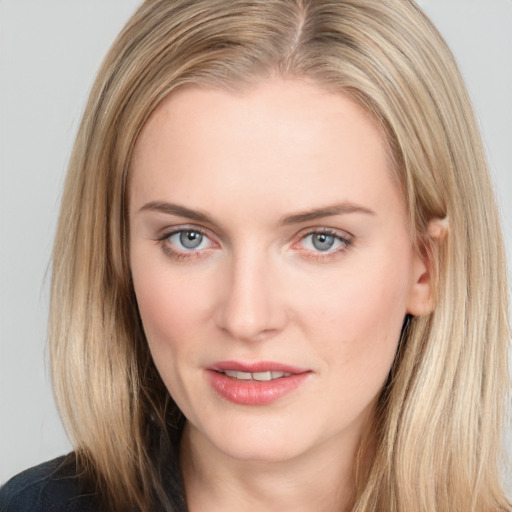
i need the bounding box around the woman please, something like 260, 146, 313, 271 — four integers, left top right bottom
1, 0, 510, 511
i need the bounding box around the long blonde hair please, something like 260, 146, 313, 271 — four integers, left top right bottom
50, 0, 510, 510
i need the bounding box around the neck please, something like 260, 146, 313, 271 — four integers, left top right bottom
179, 420, 369, 512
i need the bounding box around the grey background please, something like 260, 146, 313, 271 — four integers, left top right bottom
1, 0, 511, 484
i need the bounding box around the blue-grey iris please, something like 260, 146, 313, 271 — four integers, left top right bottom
180, 230, 203, 249
312, 233, 335, 251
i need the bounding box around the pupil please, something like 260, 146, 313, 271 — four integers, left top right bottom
180, 230, 202, 249
313, 233, 334, 251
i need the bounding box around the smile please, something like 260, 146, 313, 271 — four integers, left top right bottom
206, 362, 311, 406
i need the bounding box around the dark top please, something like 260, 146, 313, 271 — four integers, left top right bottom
0, 455, 102, 511
1, 416, 187, 511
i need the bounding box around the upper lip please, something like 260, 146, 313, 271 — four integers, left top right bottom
209, 360, 309, 374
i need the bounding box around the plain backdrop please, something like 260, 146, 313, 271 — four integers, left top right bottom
1, 0, 511, 484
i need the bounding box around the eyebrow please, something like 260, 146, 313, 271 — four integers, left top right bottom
138, 200, 376, 225
139, 201, 214, 224
279, 202, 376, 225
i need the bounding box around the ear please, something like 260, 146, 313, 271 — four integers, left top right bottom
406, 246, 434, 317
406, 218, 447, 317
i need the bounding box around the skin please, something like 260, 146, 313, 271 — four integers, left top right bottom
129, 78, 432, 511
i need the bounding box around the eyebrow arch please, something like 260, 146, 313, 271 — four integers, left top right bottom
139, 201, 214, 224
280, 202, 376, 225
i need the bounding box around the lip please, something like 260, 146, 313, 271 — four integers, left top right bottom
210, 360, 308, 374
206, 361, 311, 406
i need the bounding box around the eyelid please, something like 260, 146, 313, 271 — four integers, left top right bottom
293, 226, 354, 243
156, 224, 211, 241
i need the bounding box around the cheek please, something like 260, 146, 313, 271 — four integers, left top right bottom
130, 256, 210, 362
135, 282, 181, 347
131, 266, 214, 416
297, 249, 412, 385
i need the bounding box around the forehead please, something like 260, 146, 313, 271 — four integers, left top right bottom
129, 78, 401, 221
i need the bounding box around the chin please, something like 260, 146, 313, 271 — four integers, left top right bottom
202, 416, 322, 464
218, 438, 306, 464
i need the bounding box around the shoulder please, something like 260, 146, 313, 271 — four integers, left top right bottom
0, 454, 102, 512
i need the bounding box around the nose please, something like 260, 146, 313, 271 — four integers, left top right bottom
214, 251, 288, 342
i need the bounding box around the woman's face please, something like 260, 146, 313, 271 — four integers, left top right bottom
129, 79, 431, 463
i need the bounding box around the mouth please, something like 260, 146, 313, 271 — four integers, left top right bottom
214, 370, 293, 381
206, 361, 311, 405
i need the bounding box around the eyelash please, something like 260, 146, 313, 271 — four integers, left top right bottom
155, 226, 353, 262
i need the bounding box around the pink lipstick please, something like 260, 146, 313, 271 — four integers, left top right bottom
206, 361, 311, 405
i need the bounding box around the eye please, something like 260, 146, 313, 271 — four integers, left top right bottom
156, 227, 217, 260
304, 232, 339, 252
295, 229, 352, 259
170, 230, 208, 250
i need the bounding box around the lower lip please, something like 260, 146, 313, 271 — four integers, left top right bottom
206, 370, 310, 405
